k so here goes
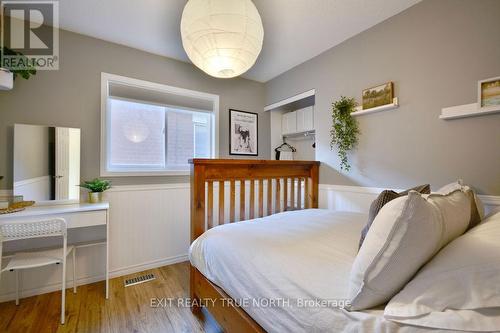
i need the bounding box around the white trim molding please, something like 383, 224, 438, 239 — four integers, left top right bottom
100, 72, 220, 177
106, 183, 190, 192
110, 254, 188, 278
478, 195, 500, 209
264, 89, 315, 111
0, 189, 12, 196
12, 175, 51, 187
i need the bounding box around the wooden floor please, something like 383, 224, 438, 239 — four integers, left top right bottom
0, 262, 222, 333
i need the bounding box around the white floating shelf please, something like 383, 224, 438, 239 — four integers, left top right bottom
439, 103, 500, 120
283, 130, 315, 139
351, 97, 399, 117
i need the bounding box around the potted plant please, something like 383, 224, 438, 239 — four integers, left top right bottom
330, 96, 360, 171
0, 46, 37, 90
79, 179, 111, 203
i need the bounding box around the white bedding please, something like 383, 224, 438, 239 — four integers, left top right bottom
189, 209, 451, 333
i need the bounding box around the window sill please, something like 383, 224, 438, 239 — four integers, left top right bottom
100, 170, 190, 177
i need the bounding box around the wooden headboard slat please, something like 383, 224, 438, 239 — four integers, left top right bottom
190, 159, 320, 242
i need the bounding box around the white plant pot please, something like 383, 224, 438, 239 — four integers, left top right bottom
0, 68, 14, 90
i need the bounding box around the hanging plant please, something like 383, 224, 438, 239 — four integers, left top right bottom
1, 46, 37, 80
330, 96, 360, 171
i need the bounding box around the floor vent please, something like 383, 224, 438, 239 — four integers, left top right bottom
124, 273, 156, 287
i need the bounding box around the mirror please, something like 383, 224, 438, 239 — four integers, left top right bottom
13, 124, 81, 202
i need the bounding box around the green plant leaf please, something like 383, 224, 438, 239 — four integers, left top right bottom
78, 178, 112, 192
1, 46, 37, 81
330, 96, 360, 171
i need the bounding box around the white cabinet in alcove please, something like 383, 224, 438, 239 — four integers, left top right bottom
296, 106, 314, 132
282, 111, 297, 135
281, 106, 314, 135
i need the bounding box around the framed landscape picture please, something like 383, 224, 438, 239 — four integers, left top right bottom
229, 109, 258, 156
478, 76, 500, 111
362, 82, 394, 110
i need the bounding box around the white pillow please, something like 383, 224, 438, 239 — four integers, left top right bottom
348, 189, 471, 310
384, 211, 500, 332
437, 179, 485, 220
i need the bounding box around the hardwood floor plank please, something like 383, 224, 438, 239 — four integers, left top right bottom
0, 262, 221, 333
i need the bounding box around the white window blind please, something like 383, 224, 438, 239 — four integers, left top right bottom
101, 73, 219, 176
106, 98, 213, 173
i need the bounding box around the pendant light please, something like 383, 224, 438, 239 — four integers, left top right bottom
181, 0, 264, 79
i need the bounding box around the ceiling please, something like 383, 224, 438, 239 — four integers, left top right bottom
59, 0, 422, 82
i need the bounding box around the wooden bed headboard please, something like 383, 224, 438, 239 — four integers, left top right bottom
189, 159, 320, 242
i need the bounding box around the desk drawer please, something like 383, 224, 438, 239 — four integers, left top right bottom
64, 210, 107, 228
1, 210, 107, 228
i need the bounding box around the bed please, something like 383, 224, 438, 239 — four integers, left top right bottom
188, 159, 456, 332
190, 159, 320, 332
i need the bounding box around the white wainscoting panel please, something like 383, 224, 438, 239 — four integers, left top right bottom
104, 184, 190, 274
0, 189, 12, 196
319, 184, 500, 215
319, 184, 387, 213
13, 175, 52, 201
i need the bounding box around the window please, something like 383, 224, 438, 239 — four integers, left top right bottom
193, 113, 211, 158
101, 73, 219, 176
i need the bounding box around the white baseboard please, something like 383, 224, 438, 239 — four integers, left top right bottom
0, 254, 188, 302
109, 254, 188, 278
0, 272, 105, 303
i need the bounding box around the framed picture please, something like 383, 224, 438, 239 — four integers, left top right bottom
478, 76, 500, 110
229, 109, 258, 156
362, 82, 394, 110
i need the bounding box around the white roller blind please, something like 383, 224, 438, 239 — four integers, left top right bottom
109, 82, 214, 112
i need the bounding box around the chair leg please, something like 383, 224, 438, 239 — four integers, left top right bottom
15, 270, 19, 306
61, 260, 66, 324
72, 248, 76, 294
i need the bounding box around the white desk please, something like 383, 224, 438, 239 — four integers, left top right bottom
0, 202, 110, 299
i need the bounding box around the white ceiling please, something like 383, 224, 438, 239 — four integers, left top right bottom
59, 0, 422, 82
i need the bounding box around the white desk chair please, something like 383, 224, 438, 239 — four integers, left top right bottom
0, 218, 76, 324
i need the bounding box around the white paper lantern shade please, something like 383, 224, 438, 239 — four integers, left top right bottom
181, 0, 264, 78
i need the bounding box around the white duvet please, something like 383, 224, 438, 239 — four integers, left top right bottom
189, 209, 450, 333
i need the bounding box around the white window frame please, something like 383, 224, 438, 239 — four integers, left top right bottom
193, 117, 210, 158
100, 72, 219, 176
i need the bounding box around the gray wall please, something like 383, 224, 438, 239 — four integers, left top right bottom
265, 0, 500, 195
0, 29, 269, 189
